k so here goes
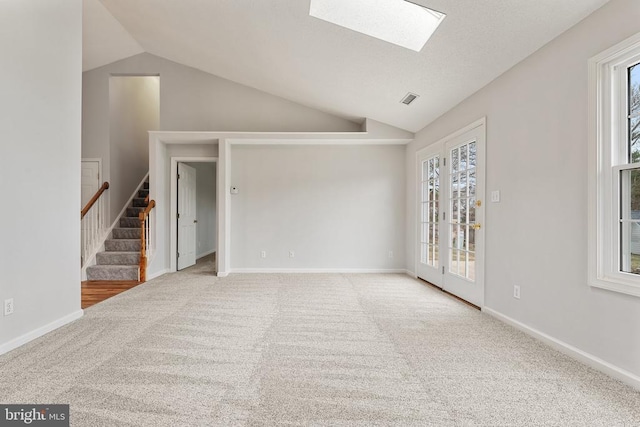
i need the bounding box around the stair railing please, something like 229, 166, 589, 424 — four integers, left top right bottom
139, 199, 156, 282
81, 182, 109, 267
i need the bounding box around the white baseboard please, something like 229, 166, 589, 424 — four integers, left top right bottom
483, 307, 640, 391
230, 268, 408, 274
217, 271, 229, 277
146, 269, 169, 281
405, 270, 417, 278
0, 309, 84, 356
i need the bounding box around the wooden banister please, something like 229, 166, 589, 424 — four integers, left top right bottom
81, 182, 109, 219
139, 199, 156, 282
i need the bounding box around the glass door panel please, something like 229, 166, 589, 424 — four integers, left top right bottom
417, 146, 442, 286
448, 140, 477, 281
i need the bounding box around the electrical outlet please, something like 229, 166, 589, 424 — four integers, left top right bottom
289, 251, 295, 258
4, 298, 14, 316
260, 251, 267, 259
388, 251, 394, 258
513, 285, 521, 299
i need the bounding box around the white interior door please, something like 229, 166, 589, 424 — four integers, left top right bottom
178, 163, 197, 270
81, 161, 100, 208
417, 122, 485, 307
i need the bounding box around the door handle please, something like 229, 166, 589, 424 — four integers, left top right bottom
472, 223, 481, 230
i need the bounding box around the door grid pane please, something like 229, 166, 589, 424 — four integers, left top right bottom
449, 141, 476, 281
421, 156, 439, 267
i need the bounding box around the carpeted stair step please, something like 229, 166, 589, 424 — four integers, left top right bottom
96, 251, 140, 265
86, 265, 138, 281
112, 228, 141, 239
126, 206, 144, 217
87, 179, 148, 282
120, 217, 141, 228
132, 197, 147, 208
105, 239, 141, 252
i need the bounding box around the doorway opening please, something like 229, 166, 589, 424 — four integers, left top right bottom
176, 160, 218, 272
416, 119, 486, 308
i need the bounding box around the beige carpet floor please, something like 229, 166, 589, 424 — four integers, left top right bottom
1, 259, 639, 426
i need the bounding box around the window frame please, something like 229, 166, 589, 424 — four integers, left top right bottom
589, 32, 640, 298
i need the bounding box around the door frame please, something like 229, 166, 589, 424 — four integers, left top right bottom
170, 157, 218, 272
81, 158, 103, 185
415, 117, 486, 308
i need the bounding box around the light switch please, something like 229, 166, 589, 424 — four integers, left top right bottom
491, 190, 501, 203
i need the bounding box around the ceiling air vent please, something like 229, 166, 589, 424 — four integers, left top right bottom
401, 92, 419, 105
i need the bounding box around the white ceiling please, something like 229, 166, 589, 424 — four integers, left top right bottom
82, 0, 143, 71
86, 0, 610, 132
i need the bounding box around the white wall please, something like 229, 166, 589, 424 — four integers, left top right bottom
109, 76, 159, 222
150, 143, 220, 276
0, 0, 82, 351
186, 162, 217, 258
231, 145, 405, 271
406, 0, 640, 378
83, 53, 360, 225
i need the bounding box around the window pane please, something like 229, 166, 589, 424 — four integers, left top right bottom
452, 148, 459, 173
460, 144, 468, 171
451, 174, 458, 200
460, 198, 468, 225
460, 171, 467, 198
428, 223, 435, 244
434, 223, 439, 246
622, 168, 640, 213
462, 225, 469, 251
629, 63, 640, 162
469, 141, 476, 167
452, 199, 459, 223
620, 222, 640, 274
469, 199, 476, 223
619, 167, 640, 274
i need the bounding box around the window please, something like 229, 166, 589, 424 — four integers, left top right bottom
589, 33, 640, 297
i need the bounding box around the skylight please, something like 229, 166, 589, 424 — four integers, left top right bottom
309, 0, 445, 52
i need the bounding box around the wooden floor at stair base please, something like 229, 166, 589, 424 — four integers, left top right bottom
81, 280, 141, 309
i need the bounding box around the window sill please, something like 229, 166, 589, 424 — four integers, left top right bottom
590, 275, 640, 298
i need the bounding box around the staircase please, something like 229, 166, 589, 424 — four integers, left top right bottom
86, 182, 149, 281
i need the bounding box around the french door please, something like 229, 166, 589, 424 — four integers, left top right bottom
417, 121, 485, 307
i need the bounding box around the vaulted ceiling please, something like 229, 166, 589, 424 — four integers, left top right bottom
84, 0, 610, 132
